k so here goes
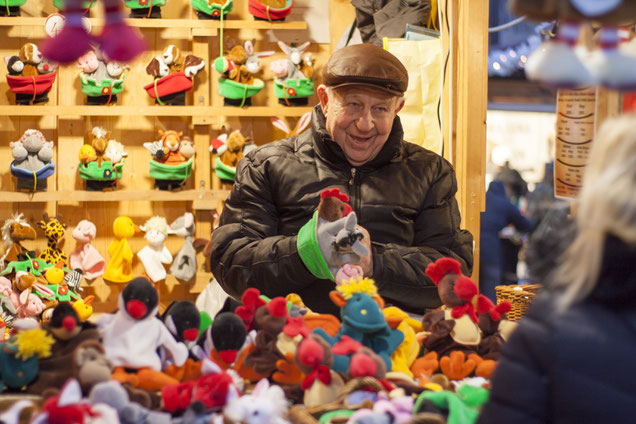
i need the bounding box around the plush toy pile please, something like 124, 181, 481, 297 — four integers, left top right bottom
0, 195, 514, 424
4, 43, 57, 105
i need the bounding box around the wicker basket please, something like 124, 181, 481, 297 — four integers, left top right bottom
495, 284, 543, 321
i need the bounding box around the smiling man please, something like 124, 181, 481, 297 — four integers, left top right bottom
210, 43, 473, 315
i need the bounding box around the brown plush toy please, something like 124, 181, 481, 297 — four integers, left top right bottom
244, 297, 288, 376
219, 130, 247, 168
420, 258, 482, 356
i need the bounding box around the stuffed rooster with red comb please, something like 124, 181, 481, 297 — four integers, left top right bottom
420, 257, 492, 356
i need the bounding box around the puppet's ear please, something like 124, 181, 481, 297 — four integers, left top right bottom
329, 291, 347, 307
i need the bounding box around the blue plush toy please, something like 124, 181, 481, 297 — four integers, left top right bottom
0, 321, 54, 391
313, 278, 404, 374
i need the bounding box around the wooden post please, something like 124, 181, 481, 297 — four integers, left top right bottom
442, 0, 489, 281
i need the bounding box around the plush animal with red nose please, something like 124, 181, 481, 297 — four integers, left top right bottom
161, 300, 201, 345
97, 277, 188, 388
48, 301, 82, 341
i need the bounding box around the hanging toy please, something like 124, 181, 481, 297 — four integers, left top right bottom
143, 129, 195, 190
4, 42, 57, 105
137, 216, 173, 283
511, 0, 636, 89
214, 37, 271, 106
144, 45, 205, 106
77, 48, 128, 105
270, 40, 314, 106
192, 0, 232, 20
248, 0, 294, 22
41, 0, 147, 65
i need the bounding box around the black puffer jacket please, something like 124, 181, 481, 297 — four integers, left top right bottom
478, 235, 636, 423
210, 106, 473, 315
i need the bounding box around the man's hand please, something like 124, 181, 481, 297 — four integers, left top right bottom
356, 225, 373, 277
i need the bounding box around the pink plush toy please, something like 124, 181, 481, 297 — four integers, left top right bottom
70, 219, 106, 280
41, 0, 146, 64
10, 286, 46, 318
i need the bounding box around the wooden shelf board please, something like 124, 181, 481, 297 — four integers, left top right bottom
0, 105, 314, 117
0, 189, 229, 203
0, 16, 306, 30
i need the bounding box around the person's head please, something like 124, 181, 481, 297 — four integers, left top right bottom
317, 44, 407, 167
555, 114, 636, 310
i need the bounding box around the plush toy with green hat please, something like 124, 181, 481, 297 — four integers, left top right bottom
297, 187, 369, 282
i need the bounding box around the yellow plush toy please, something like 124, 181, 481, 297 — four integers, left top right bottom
103, 216, 139, 283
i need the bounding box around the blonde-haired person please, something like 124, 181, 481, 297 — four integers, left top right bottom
477, 114, 636, 424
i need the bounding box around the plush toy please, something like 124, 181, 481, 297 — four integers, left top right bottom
294, 334, 345, 408
212, 127, 256, 184
97, 277, 188, 390
5, 43, 57, 105
298, 188, 370, 282
161, 300, 200, 346
137, 216, 172, 283
26, 303, 108, 395
0, 0, 25, 16
103, 216, 138, 284
125, 0, 166, 18
144, 45, 205, 105
205, 310, 247, 366
70, 220, 105, 280
313, 278, 404, 374
89, 380, 171, 424
36, 213, 68, 266
161, 358, 240, 413
0, 321, 55, 391
191, 0, 232, 20
144, 130, 195, 190
214, 37, 269, 106
270, 41, 314, 106
248, 0, 294, 21
77, 49, 127, 105
511, 0, 636, 89
223, 378, 290, 424
40, 0, 146, 65
169, 212, 197, 282
0, 213, 36, 269
72, 295, 95, 322
244, 297, 289, 376
10, 129, 55, 192
270, 111, 312, 140
421, 258, 498, 357
33, 378, 121, 423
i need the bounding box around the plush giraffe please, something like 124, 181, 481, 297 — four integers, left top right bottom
37, 213, 68, 266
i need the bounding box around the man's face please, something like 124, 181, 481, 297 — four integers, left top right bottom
317, 85, 404, 167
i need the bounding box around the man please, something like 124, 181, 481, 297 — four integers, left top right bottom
210, 43, 473, 315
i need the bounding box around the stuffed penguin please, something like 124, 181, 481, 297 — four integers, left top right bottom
96, 277, 188, 371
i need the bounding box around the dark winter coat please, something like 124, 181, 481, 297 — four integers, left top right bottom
478, 235, 636, 424
352, 0, 431, 46
479, 180, 532, 300
210, 105, 473, 315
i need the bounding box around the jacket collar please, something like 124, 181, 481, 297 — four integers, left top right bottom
310, 104, 404, 171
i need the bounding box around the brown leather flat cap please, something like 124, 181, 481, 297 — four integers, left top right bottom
322, 43, 408, 96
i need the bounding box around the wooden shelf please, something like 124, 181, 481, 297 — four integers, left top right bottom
0, 17, 306, 38
0, 105, 314, 117
0, 189, 229, 205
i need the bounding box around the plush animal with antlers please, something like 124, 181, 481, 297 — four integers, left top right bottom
0, 213, 37, 269
37, 213, 68, 266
